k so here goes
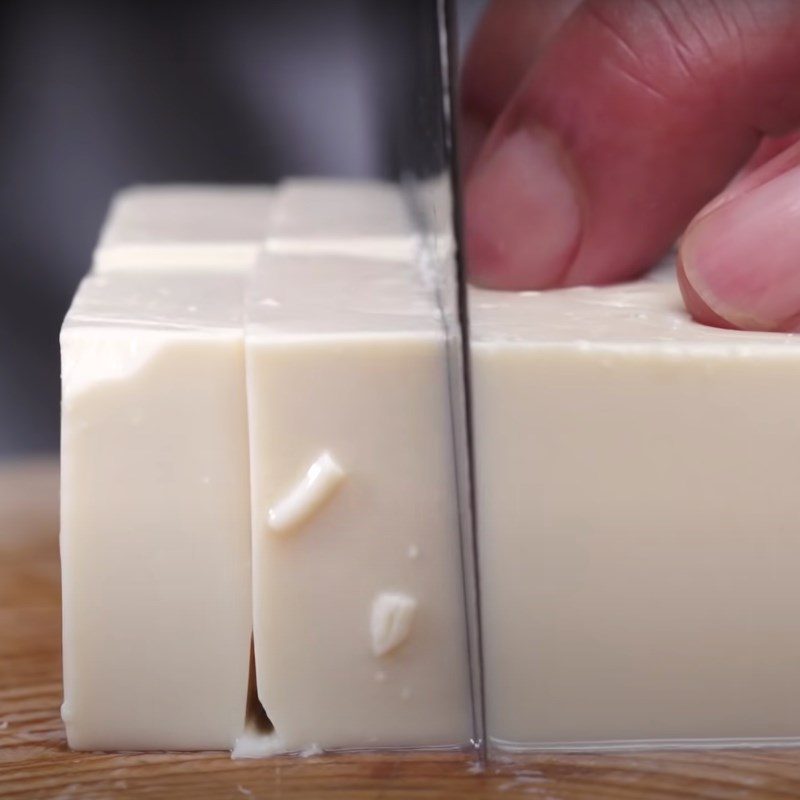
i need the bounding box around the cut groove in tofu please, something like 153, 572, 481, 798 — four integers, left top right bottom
244, 637, 273, 735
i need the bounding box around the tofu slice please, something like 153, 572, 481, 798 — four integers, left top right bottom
245, 254, 472, 752
60, 271, 251, 750
471, 265, 800, 751
265, 178, 419, 261
93, 186, 272, 271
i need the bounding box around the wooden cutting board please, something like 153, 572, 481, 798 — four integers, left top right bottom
4, 458, 800, 799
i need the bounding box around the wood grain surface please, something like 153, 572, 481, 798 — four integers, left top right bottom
5, 459, 800, 799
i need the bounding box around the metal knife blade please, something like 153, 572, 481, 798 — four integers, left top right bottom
398, 0, 485, 755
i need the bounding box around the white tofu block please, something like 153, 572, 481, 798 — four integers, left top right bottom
93, 185, 272, 271
60, 272, 251, 750
265, 178, 419, 261
471, 266, 800, 751
245, 255, 472, 752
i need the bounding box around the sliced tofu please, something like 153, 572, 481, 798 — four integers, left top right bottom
93, 185, 272, 271
265, 178, 419, 261
60, 271, 251, 750
245, 254, 472, 752
471, 265, 800, 751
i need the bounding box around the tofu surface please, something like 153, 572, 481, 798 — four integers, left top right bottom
245, 255, 472, 752
471, 266, 800, 750
60, 272, 251, 750
266, 178, 419, 261
93, 186, 272, 271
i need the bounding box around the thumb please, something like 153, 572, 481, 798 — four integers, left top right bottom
460, 0, 581, 174
679, 140, 800, 332
465, 0, 800, 290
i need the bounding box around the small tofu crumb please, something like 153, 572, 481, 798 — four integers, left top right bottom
231, 729, 285, 759
370, 592, 417, 657
266, 452, 345, 535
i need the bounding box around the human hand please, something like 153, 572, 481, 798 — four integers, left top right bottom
461, 0, 800, 332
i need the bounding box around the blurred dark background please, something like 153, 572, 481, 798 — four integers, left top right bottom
0, 0, 484, 457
